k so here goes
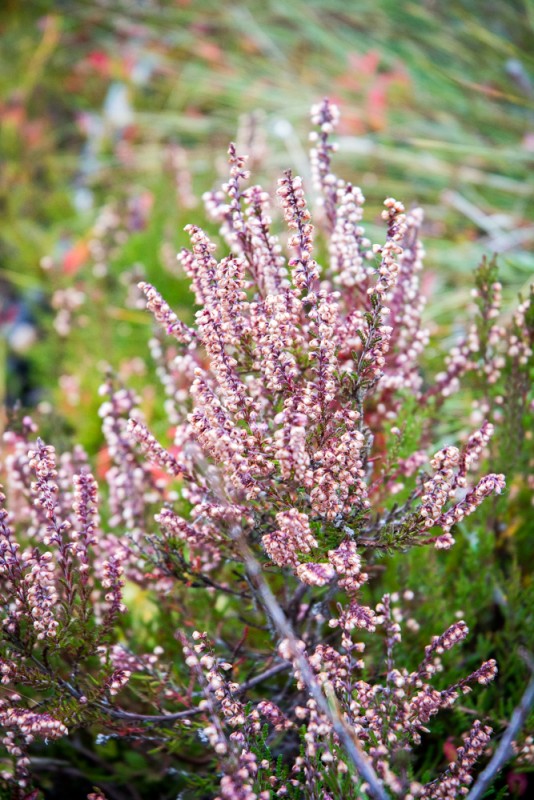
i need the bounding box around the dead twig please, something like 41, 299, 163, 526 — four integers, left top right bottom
467, 650, 534, 800
233, 529, 391, 800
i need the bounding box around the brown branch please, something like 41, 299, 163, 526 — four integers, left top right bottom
467, 651, 534, 800
13, 637, 289, 727
232, 529, 391, 800
98, 661, 290, 725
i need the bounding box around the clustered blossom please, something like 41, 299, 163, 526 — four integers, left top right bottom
27, 440, 62, 540
120, 100, 526, 797
329, 182, 372, 288
98, 377, 158, 537
277, 171, 320, 294
249, 292, 302, 393
156, 506, 223, 573
186, 596, 498, 798
419, 446, 462, 531
380, 207, 429, 394
427, 264, 533, 413
72, 469, 99, 587
138, 281, 196, 345
454, 420, 494, 489
105, 668, 132, 696
415, 436, 505, 550
127, 417, 190, 481
262, 514, 371, 596
295, 561, 336, 586
374, 198, 408, 295
0, 442, 62, 641
471, 271, 506, 385
97, 377, 171, 586
331, 597, 378, 634
510, 294, 534, 366
328, 539, 367, 595
0, 700, 68, 789
242, 184, 288, 295
309, 412, 369, 519
180, 632, 272, 800
0, 705, 68, 743
118, 105, 512, 723
22, 548, 59, 640
515, 734, 534, 766
0, 424, 135, 791
420, 720, 493, 799
430, 340, 473, 401
435, 472, 505, 541
262, 509, 318, 568
101, 555, 127, 623
137, 136, 502, 585
133, 109, 507, 581
309, 97, 341, 230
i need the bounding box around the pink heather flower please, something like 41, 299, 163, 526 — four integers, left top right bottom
256, 700, 292, 731
126, 109, 508, 575
72, 469, 99, 585
138, 281, 196, 344
242, 184, 288, 294
309, 97, 341, 231
419, 720, 493, 799
454, 420, 494, 489
330, 183, 371, 289
436, 472, 506, 534
27, 439, 59, 523
419, 446, 461, 528
332, 600, 378, 632
262, 509, 318, 568
0, 704, 68, 741
101, 555, 127, 624
295, 562, 336, 586
277, 171, 320, 295
106, 668, 132, 696
328, 539, 367, 595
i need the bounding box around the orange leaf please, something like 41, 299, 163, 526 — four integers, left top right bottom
62, 241, 89, 275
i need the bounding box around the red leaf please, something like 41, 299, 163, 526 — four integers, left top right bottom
62, 241, 89, 275
507, 772, 528, 796
443, 737, 458, 763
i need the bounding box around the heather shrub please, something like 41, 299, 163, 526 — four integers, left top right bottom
0, 100, 533, 799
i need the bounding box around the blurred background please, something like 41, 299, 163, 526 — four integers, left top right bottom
1, 0, 533, 448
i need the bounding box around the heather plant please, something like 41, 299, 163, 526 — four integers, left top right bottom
0, 100, 533, 799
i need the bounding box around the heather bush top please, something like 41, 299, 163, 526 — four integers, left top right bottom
134, 99, 507, 566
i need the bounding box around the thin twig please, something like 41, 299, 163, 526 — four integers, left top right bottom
97, 661, 290, 725
467, 654, 534, 800
233, 529, 390, 800
13, 636, 289, 726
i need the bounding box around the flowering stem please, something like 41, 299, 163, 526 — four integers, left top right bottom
97, 662, 291, 725
233, 528, 391, 800
466, 654, 534, 800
